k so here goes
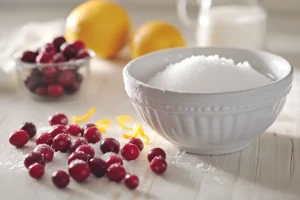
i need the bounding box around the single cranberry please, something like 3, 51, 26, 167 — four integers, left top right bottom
52, 170, 69, 188
76, 49, 90, 59
68, 160, 90, 182
35, 86, 47, 96
52, 133, 71, 153
41, 76, 55, 85
83, 127, 101, 144
49, 124, 68, 138
68, 151, 89, 164
57, 70, 75, 86
20, 122, 36, 139
81, 123, 95, 136
106, 155, 123, 168
34, 144, 54, 162
36, 52, 53, 63
36, 132, 53, 145
65, 81, 80, 94
100, 138, 120, 154
41, 43, 56, 55
121, 143, 140, 161
88, 157, 107, 177
42, 67, 58, 78
24, 152, 46, 169
53, 36, 66, 51
49, 113, 68, 126
147, 148, 166, 162
61, 43, 78, 60
72, 40, 85, 50
67, 124, 81, 136
24, 77, 40, 92
9, 130, 29, 148
21, 51, 37, 63
47, 84, 64, 97
29, 163, 45, 179
53, 52, 67, 63
150, 157, 167, 175
124, 174, 139, 190
128, 138, 144, 151
75, 144, 94, 159
107, 164, 126, 182
69, 137, 88, 153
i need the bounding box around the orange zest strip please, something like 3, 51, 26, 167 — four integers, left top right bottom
116, 115, 133, 130
72, 107, 96, 124
95, 119, 111, 133
122, 123, 150, 144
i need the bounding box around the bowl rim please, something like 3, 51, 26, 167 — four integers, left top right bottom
123, 47, 294, 95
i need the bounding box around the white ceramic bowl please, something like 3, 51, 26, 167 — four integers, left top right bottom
123, 47, 293, 155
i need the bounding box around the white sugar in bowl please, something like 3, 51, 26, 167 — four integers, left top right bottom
123, 47, 293, 155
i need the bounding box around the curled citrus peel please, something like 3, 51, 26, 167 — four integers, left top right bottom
122, 123, 150, 144
72, 107, 96, 123
116, 115, 133, 130
95, 119, 111, 133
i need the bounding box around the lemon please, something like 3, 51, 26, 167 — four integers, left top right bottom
65, 0, 131, 59
130, 21, 186, 59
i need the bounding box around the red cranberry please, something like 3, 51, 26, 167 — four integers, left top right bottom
61, 43, 78, 60
75, 144, 94, 159
24, 76, 41, 92
21, 51, 37, 63
53, 36, 66, 51
121, 143, 140, 161
83, 127, 101, 144
72, 40, 85, 50
76, 49, 90, 59
147, 148, 166, 162
36, 132, 53, 145
65, 81, 80, 94
36, 52, 53, 63
47, 84, 64, 97
89, 157, 107, 177
20, 122, 36, 139
67, 124, 81, 136
34, 144, 54, 162
41, 76, 55, 85
9, 130, 29, 148
150, 157, 167, 175
107, 164, 126, 182
42, 67, 58, 78
52, 133, 71, 152
57, 70, 75, 86
106, 155, 123, 168
68, 151, 89, 164
41, 43, 57, 55
69, 137, 88, 153
29, 163, 45, 179
100, 138, 120, 154
49, 124, 68, 138
124, 174, 139, 190
35, 86, 47, 96
68, 160, 90, 182
128, 138, 144, 151
24, 152, 46, 169
81, 123, 95, 136
52, 170, 69, 188
53, 52, 67, 63
49, 113, 68, 126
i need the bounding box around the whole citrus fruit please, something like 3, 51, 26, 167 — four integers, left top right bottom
130, 21, 186, 59
65, 0, 131, 59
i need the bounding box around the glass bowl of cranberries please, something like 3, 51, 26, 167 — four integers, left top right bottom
14, 36, 95, 99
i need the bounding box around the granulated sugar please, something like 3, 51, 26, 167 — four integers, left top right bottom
147, 55, 272, 93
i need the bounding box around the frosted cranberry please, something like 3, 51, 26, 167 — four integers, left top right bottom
65, 81, 80, 94
36, 52, 53, 63
24, 152, 46, 169
81, 123, 95, 136
128, 138, 144, 151
75, 144, 94, 159
53, 36, 66, 51
147, 148, 166, 162
150, 157, 167, 175
20, 122, 36, 139
89, 157, 107, 177
69, 137, 88, 153
124, 174, 139, 190
9, 130, 29, 148
35, 86, 47, 96
76, 49, 90, 59
61, 43, 78, 60
57, 70, 75, 86
47, 84, 64, 97
83, 127, 101, 144
121, 143, 140, 161
72, 40, 85, 50
106, 156, 123, 168
52, 133, 71, 152
36, 132, 53, 145
49, 124, 68, 138
53, 52, 67, 63
42, 67, 58, 78
68, 151, 89, 164
100, 138, 120, 154
49, 113, 68, 126
52, 170, 69, 188
21, 51, 37, 63
67, 124, 81, 136
107, 164, 126, 182
29, 163, 44, 179
68, 160, 90, 182
41, 43, 56, 55
34, 144, 54, 162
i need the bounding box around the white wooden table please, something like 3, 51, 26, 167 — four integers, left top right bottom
0, 7, 300, 200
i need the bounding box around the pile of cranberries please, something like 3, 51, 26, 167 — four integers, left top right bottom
19, 36, 91, 98
8, 113, 168, 190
